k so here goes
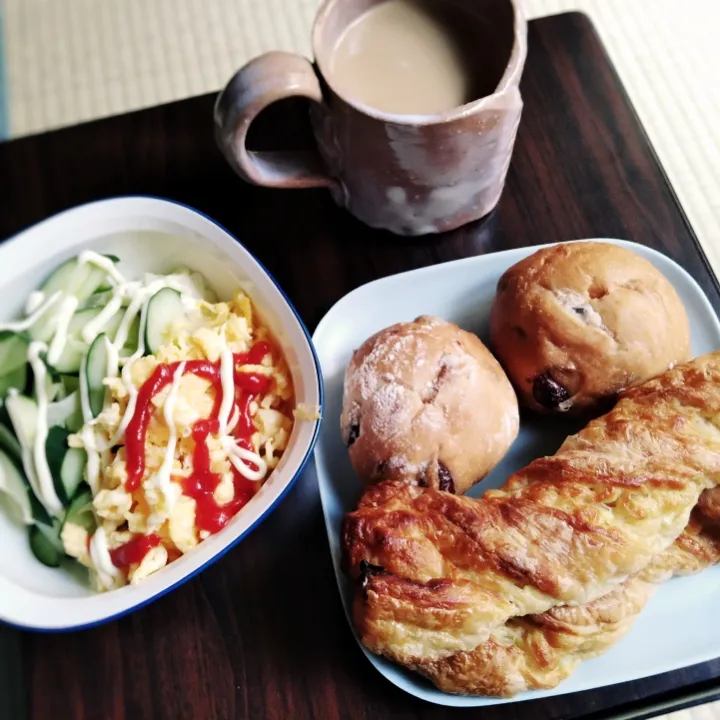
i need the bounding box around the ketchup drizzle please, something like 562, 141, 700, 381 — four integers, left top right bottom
110, 533, 162, 568
122, 341, 272, 543
125, 360, 222, 491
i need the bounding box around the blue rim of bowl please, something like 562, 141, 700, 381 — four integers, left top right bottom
0, 194, 325, 633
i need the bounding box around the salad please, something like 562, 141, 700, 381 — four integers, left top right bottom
0, 251, 296, 591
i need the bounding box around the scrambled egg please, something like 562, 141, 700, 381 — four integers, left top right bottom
65, 290, 295, 591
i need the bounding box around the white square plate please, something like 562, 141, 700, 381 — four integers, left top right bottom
0, 196, 323, 631
312, 239, 720, 707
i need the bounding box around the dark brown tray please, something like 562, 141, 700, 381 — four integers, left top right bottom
1, 10, 719, 720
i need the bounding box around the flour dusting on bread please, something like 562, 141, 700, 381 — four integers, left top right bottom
341, 315, 519, 494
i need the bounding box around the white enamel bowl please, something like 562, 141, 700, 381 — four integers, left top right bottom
0, 196, 323, 631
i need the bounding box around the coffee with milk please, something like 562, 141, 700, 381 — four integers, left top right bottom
327, 0, 502, 115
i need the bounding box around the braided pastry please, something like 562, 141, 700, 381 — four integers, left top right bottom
342, 351, 720, 695
413, 500, 720, 696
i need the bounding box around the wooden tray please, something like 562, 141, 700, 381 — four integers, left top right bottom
0, 11, 718, 720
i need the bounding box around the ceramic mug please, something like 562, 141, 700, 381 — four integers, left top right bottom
214, 0, 527, 236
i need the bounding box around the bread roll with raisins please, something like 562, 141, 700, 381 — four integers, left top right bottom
489, 242, 691, 414
341, 316, 519, 494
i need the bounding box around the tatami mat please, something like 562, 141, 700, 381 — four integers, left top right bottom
0, 1, 7, 138
664, 706, 720, 720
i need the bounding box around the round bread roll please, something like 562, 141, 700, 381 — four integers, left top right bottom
489, 241, 692, 414
341, 315, 519, 494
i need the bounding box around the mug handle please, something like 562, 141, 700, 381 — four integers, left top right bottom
214, 51, 336, 189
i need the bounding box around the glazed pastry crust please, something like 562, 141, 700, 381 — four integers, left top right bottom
414, 502, 720, 696
489, 242, 691, 413
342, 351, 720, 693
341, 315, 519, 495
412, 577, 655, 697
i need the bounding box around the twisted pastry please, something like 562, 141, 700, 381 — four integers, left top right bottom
413, 500, 720, 696
342, 351, 720, 694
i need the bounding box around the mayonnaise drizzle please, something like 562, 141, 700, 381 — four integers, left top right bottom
0, 291, 62, 333
5, 248, 272, 549
78, 250, 126, 286
111, 288, 156, 441
221, 437, 267, 482
27, 342, 64, 516
89, 525, 120, 588
46, 295, 79, 366
81, 288, 125, 344
106, 278, 204, 437
217, 333, 235, 436
146, 362, 185, 523
79, 276, 203, 456
226, 405, 240, 435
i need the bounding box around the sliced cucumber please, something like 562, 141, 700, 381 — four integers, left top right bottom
81, 290, 113, 309
0, 423, 22, 462
0, 420, 51, 525
121, 314, 141, 357
60, 375, 79, 396
145, 288, 184, 354
85, 306, 124, 340
46, 426, 70, 502
0, 403, 11, 431
0, 332, 30, 398
0, 415, 52, 525
28, 493, 52, 526
51, 339, 86, 375
51, 307, 124, 374
5, 392, 47, 514
64, 487, 95, 533
31, 255, 121, 343
82, 288, 131, 311
47, 391, 84, 432
0, 447, 32, 524
84, 333, 110, 418
46, 425, 88, 508
29, 523, 63, 567
0, 331, 29, 374
44, 374, 62, 403
38, 257, 88, 297
0, 365, 27, 398
6, 392, 38, 449
29, 484, 92, 569
38, 255, 118, 303
49, 374, 75, 401
59, 449, 87, 505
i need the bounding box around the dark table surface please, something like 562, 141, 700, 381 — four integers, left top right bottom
1, 10, 720, 720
